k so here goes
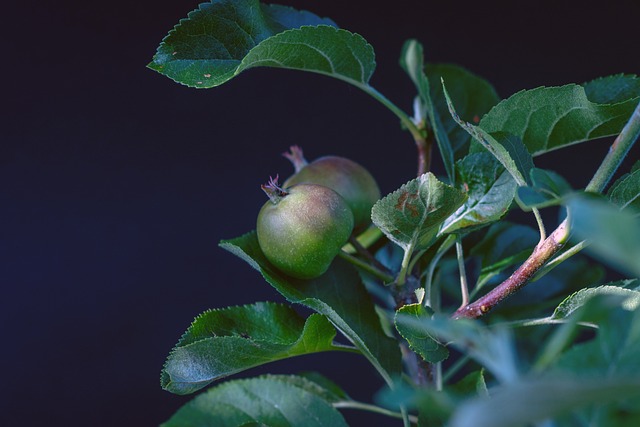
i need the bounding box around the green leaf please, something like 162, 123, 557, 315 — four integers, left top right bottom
551, 293, 640, 386
394, 304, 449, 363
479, 74, 640, 155
449, 376, 640, 427
428, 64, 500, 159
551, 284, 640, 320
440, 152, 517, 234
296, 372, 350, 403
608, 168, 640, 213
371, 172, 467, 253
400, 42, 501, 181
444, 83, 531, 186
378, 370, 487, 425
162, 375, 348, 427
517, 168, 572, 210
543, 300, 640, 427
161, 302, 339, 394
566, 193, 640, 277
240, 26, 375, 85
399, 39, 429, 104
400, 40, 455, 181
149, 0, 377, 89
394, 314, 519, 383
470, 222, 538, 289
220, 232, 401, 386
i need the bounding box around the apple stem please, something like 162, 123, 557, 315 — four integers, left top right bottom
283, 145, 309, 173
261, 175, 288, 204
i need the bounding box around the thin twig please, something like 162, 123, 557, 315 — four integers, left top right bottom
333, 401, 418, 424
423, 235, 456, 308
348, 235, 390, 273
455, 237, 470, 309
338, 251, 394, 283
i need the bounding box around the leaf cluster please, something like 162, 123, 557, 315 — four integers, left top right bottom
149, 1, 640, 425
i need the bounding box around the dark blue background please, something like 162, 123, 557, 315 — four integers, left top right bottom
3, 0, 640, 425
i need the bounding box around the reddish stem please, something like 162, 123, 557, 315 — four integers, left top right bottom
453, 219, 569, 319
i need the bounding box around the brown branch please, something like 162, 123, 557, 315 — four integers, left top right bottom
453, 219, 570, 319
415, 131, 433, 177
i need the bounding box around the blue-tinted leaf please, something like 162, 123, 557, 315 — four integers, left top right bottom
517, 168, 572, 210
608, 168, 640, 213
449, 376, 640, 427
470, 222, 539, 289
394, 314, 519, 383
566, 193, 640, 277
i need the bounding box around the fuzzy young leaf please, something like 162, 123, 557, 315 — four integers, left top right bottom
401, 44, 501, 182
517, 168, 572, 210
162, 375, 348, 427
395, 304, 449, 363
551, 284, 640, 320
441, 152, 516, 234
399, 39, 429, 103
149, 0, 376, 89
219, 232, 401, 386
444, 83, 532, 186
608, 168, 640, 213
479, 74, 640, 155
371, 173, 467, 253
566, 194, 640, 277
400, 40, 455, 181
161, 302, 338, 394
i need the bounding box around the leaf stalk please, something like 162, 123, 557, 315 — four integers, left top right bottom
359, 84, 429, 176
333, 401, 418, 424
586, 100, 640, 193
338, 250, 395, 283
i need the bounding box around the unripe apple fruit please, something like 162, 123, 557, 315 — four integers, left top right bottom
257, 177, 354, 279
283, 146, 380, 233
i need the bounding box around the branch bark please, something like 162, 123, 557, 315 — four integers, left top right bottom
453, 219, 570, 319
